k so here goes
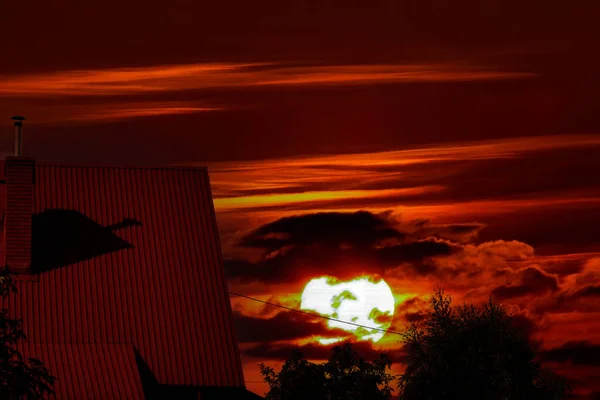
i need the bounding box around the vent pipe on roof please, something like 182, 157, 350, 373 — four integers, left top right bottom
11, 116, 25, 157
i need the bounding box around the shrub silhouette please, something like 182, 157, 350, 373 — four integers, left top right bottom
0, 267, 56, 399
260, 342, 395, 400
398, 288, 571, 400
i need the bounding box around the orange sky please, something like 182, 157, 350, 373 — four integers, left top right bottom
1, 0, 600, 397
204, 137, 600, 397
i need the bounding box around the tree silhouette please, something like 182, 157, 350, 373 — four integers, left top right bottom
0, 267, 56, 399
398, 288, 571, 400
260, 343, 395, 400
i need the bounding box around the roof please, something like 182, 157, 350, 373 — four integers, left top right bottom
19, 343, 144, 399
2, 162, 246, 391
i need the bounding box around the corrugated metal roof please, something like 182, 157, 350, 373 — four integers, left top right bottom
19, 343, 144, 399
4, 163, 245, 392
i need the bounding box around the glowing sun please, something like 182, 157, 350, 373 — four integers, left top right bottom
300, 276, 395, 344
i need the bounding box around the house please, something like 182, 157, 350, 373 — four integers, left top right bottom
0, 123, 262, 399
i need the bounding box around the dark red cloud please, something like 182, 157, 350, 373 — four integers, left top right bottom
378, 239, 459, 266
225, 241, 450, 283
409, 221, 486, 244
393, 297, 430, 325
233, 310, 351, 343
242, 339, 406, 363
533, 284, 600, 314
573, 286, 600, 298
408, 148, 600, 204
225, 211, 462, 283
239, 211, 405, 250
478, 204, 600, 257
241, 212, 485, 249
542, 341, 600, 367
306, 147, 600, 214
491, 267, 560, 300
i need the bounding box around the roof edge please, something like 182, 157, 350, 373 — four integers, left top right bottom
33, 161, 209, 172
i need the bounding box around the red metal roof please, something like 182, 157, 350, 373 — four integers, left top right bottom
3, 162, 246, 393
19, 343, 144, 399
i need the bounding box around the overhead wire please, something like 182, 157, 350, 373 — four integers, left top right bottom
229, 291, 403, 336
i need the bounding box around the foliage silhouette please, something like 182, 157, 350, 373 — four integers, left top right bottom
259, 342, 395, 400
0, 267, 56, 399
398, 287, 571, 400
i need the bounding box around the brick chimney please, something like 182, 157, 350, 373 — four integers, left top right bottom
3, 157, 35, 274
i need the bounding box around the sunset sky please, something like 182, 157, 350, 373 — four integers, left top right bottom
2, 1, 600, 398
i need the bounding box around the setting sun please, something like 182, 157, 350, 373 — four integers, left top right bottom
300, 276, 395, 344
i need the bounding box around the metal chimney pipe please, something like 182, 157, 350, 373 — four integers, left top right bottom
11, 116, 25, 157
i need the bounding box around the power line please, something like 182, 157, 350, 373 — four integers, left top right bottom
229, 291, 403, 336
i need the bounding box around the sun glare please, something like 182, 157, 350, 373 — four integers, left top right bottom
300, 276, 395, 344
